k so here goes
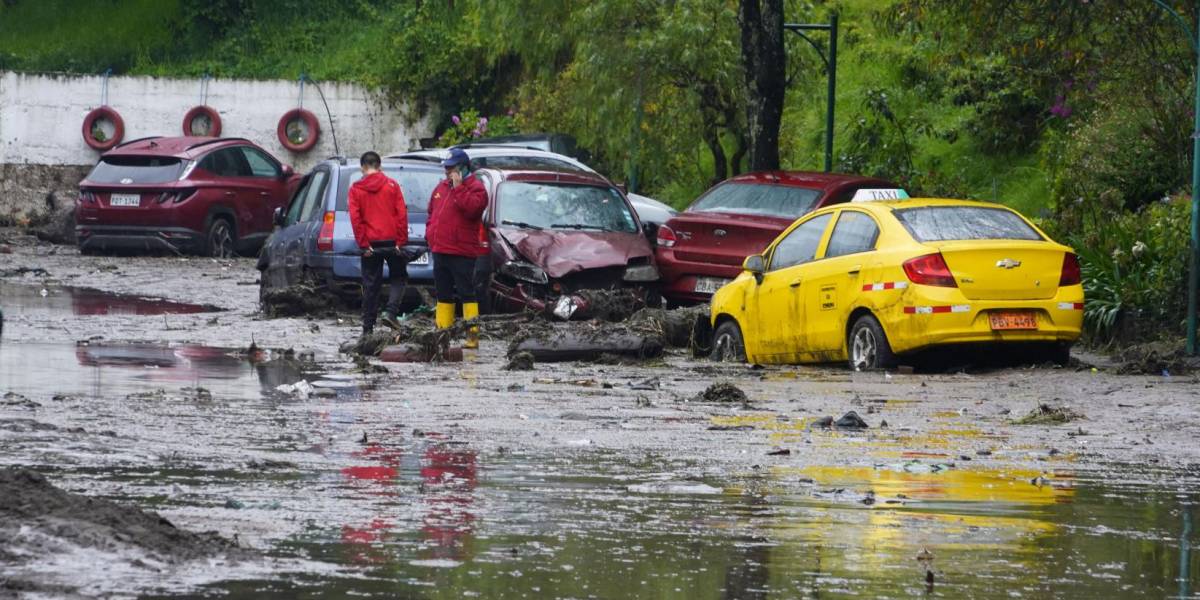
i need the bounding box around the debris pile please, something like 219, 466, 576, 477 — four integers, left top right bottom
1012, 403, 1083, 425
695, 382, 748, 403
1114, 340, 1198, 375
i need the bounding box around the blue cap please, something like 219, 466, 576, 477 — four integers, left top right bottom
441, 147, 469, 168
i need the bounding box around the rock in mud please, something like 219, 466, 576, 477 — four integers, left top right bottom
0, 468, 252, 588
504, 351, 535, 371
1012, 403, 1083, 425
509, 330, 664, 362
695, 382, 748, 403
834, 411, 869, 429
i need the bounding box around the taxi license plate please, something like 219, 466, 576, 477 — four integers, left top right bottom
410, 252, 430, 265
694, 277, 731, 294
989, 311, 1038, 330
110, 194, 141, 207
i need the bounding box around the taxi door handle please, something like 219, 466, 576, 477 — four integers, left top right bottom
789, 277, 802, 288
847, 265, 861, 276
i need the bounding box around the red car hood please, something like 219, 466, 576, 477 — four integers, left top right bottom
497, 228, 652, 279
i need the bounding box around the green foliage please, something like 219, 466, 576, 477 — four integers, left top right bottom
1054, 198, 1192, 342
437, 109, 518, 146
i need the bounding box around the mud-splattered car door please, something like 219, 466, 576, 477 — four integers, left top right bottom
264, 168, 330, 288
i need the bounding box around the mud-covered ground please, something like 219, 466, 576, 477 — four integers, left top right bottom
1, 229, 1198, 599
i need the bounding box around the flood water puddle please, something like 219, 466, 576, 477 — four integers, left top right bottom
0, 283, 222, 317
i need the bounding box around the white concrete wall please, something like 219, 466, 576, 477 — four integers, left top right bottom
0, 71, 432, 170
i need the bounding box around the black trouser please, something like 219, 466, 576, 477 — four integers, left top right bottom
361, 245, 408, 332
473, 255, 493, 314
433, 253, 476, 304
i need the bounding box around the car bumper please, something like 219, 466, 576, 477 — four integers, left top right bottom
656, 250, 743, 304
76, 225, 203, 253
881, 287, 1084, 355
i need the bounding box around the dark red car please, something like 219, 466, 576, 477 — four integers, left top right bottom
655, 171, 897, 305
75, 136, 300, 257
474, 166, 658, 318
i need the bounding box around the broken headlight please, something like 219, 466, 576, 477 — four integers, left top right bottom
500, 260, 549, 285
622, 264, 660, 282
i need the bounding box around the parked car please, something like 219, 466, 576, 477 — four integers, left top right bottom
390, 146, 675, 226
708, 197, 1083, 369
472, 166, 658, 318
468, 133, 584, 161
75, 136, 301, 256
257, 157, 441, 304
655, 171, 898, 305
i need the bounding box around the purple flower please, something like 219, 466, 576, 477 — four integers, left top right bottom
507, 108, 515, 116
1050, 95, 1072, 118
480, 117, 489, 125
472, 128, 482, 137
451, 115, 461, 125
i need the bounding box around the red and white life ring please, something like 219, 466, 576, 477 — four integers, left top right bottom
82, 106, 125, 151
182, 105, 222, 137
276, 108, 320, 152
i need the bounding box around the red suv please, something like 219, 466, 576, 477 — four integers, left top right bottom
75, 136, 300, 257
655, 171, 896, 305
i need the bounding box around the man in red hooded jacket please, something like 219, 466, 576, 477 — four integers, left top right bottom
426, 148, 488, 349
348, 151, 409, 335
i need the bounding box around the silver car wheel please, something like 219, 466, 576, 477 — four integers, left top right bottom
851, 327, 877, 371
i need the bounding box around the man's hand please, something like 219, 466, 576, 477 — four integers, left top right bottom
363, 247, 374, 257
448, 168, 463, 188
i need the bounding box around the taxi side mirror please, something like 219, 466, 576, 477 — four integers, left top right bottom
743, 254, 765, 284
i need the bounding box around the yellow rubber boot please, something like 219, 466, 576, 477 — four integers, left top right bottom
463, 302, 480, 349
435, 302, 455, 330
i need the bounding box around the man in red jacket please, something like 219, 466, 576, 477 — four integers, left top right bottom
348, 151, 409, 335
426, 148, 488, 349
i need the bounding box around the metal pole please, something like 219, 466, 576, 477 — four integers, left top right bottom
1189, 4, 1200, 355
824, 13, 838, 173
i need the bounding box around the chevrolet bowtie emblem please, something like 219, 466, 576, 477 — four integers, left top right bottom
996, 258, 1022, 269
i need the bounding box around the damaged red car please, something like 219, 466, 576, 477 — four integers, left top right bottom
475, 167, 658, 319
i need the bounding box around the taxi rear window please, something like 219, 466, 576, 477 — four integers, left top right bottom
894, 206, 1043, 242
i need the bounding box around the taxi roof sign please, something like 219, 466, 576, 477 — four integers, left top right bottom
851, 188, 910, 202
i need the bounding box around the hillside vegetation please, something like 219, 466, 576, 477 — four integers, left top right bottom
2, 0, 1196, 341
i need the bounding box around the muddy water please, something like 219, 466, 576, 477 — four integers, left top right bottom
2, 348, 1195, 599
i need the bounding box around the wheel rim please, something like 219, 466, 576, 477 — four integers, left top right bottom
851, 327, 877, 371
713, 331, 740, 362
210, 222, 233, 258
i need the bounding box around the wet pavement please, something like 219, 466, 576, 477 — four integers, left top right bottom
1, 233, 1199, 598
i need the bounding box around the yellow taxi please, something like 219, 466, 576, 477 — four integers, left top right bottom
708, 195, 1083, 369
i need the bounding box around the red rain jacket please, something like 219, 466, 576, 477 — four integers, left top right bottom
427, 174, 489, 257
348, 171, 408, 249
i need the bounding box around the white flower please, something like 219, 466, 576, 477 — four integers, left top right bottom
1131, 241, 1147, 258
1111, 248, 1124, 260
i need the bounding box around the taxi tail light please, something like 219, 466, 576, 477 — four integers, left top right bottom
1059, 252, 1081, 286
903, 253, 957, 287
316, 211, 335, 252
656, 225, 677, 248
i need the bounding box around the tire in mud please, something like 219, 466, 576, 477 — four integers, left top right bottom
848, 314, 896, 371
709, 320, 746, 363
204, 217, 236, 258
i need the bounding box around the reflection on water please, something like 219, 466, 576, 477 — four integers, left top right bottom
0, 341, 312, 400
0, 283, 222, 317
164, 451, 1196, 600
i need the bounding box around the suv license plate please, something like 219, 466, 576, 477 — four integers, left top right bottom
694, 277, 731, 294
410, 253, 429, 265
989, 311, 1038, 330
110, 194, 141, 207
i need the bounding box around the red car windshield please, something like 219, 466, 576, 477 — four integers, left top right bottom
688, 182, 821, 219
87, 156, 185, 184
497, 182, 638, 233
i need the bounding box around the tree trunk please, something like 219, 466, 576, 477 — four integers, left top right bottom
738, 0, 786, 172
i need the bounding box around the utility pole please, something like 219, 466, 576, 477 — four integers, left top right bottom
1151, 0, 1200, 354
784, 12, 838, 173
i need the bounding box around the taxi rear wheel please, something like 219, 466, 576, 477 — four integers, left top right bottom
849, 315, 895, 371
710, 320, 746, 363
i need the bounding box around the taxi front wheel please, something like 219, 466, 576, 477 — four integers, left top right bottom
849, 315, 896, 371
710, 320, 746, 363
